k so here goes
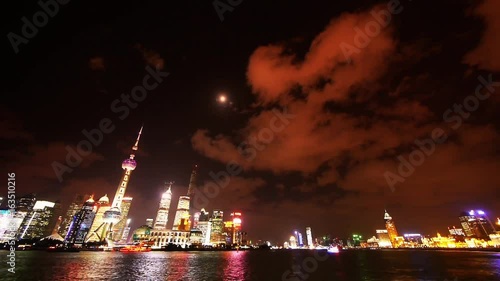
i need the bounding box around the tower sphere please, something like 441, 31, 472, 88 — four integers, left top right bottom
103, 207, 122, 224
122, 158, 137, 170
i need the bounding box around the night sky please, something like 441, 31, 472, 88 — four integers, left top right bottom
2, 0, 500, 243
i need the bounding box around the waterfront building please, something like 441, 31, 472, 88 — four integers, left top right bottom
120, 219, 132, 243
384, 210, 400, 247
17, 200, 61, 240
146, 218, 154, 228
192, 212, 201, 229
132, 225, 153, 243
297, 232, 304, 247
149, 229, 190, 248
196, 220, 212, 245
172, 196, 190, 231
375, 229, 392, 247
403, 233, 423, 247
199, 208, 210, 222
65, 196, 96, 245
289, 235, 297, 248
154, 182, 173, 230
0, 209, 13, 242
85, 195, 111, 242
231, 212, 242, 245
306, 227, 313, 247
189, 229, 204, 245
210, 210, 224, 244
58, 194, 88, 238
459, 210, 496, 240
172, 166, 198, 231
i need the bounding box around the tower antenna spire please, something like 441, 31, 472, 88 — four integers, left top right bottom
132, 124, 143, 151
187, 164, 198, 197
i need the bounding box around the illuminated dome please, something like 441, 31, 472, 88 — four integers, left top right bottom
103, 207, 121, 224
122, 158, 137, 171
86, 195, 95, 203
132, 225, 152, 242
98, 194, 109, 204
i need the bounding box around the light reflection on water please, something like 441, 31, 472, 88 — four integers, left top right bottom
2, 250, 500, 281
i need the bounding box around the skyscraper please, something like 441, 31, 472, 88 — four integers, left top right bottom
172, 196, 190, 231
459, 210, 496, 240
173, 165, 198, 231
18, 200, 61, 240
112, 196, 133, 241
231, 212, 242, 245
306, 227, 313, 247
120, 219, 132, 243
199, 208, 210, 222
154, 182, 173, 230
59, 194, 88, 237
384, 210, 399, 248
192, 212, 201, 229
65, 196, 97, 245
85, 195, 111, 242
210, 210, 224, 244
11, 194, 37, 240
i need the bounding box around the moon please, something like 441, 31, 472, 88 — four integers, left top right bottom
217, 94, 228, 104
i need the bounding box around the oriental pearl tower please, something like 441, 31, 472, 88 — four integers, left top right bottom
102, 126, 143, 244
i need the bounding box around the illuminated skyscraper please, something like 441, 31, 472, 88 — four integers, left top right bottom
197, 220, 212, 245
210, 210, 224, 244
65, 196, 96, 245
154, 182, 173, 230
172, 166, 198, 231
459, 210, 496, 240
289, 235, 297, 248
59, 194, 88, 237
85, 195, 111, 242
306, 227, 313, 247
4, 194, 37, 241
18, 200, 61, 239
173, 196, 191, 231
384, 210, 399, 247
199, 208, 210, 222
120, 219, 132, 243
231, 212, 242, 245
193, 212, 201, 229
112, 196, 133, 241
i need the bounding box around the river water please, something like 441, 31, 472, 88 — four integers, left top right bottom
1, 249, 500, 280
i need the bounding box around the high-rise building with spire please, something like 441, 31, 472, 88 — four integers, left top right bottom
154, 182, 173, 230
384, 210, 399, 248
173, 196, 190, 231
173, 165, 197, 231
86, 126, 143, 243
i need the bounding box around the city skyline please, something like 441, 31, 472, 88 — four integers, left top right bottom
2, 0, 500, 243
